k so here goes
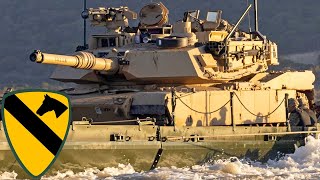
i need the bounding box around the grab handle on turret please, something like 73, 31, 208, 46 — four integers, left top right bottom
30, 50, 119, 73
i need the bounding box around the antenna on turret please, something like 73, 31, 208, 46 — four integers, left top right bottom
80, 0, 89, 50
254, 0, 259, 32
246, 0, 252, 32
249, 0, 265, 42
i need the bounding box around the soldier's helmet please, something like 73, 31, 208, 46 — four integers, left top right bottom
288, 98, 299, 112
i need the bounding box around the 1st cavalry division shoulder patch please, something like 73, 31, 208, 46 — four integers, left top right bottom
1, 90, 71, 178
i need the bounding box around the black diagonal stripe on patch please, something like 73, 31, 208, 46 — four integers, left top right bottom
4, 94, 63, 156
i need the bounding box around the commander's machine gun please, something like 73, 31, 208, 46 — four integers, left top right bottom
77, 5, 137, 51
85, 6, 137, 31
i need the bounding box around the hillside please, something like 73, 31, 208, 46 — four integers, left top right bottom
0, 0, 319, 87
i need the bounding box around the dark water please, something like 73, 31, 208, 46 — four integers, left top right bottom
1, 136, 318, 179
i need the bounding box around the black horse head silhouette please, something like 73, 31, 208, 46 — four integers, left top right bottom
36, 94, 68, 118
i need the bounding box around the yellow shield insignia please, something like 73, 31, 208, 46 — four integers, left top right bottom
1, 90, 71, 178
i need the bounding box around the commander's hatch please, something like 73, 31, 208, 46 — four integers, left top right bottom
138, 2, 172, 40
139, 2, 169, 27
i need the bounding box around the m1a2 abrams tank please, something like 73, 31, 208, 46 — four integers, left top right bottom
2, 0, 319, 177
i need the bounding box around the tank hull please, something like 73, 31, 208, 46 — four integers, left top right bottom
0, 124, 314, 178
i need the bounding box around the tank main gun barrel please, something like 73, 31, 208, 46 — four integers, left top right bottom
30, 50, 119, 73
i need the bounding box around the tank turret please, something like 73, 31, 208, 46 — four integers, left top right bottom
30, 3, 279, 85
29, 1, 315, 129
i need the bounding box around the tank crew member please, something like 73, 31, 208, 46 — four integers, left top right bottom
288, 98, 312, 127
298, 97, 318, 125
288, 98, 301, 126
